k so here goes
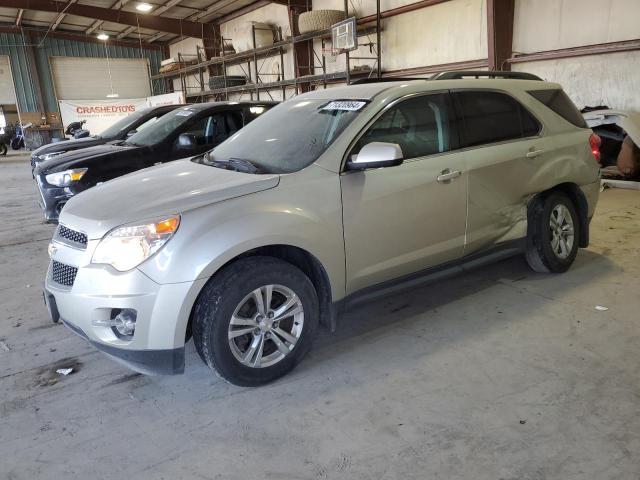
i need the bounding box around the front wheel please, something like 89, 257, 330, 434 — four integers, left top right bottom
525, 192, 580, 273
192, 256, 319, 386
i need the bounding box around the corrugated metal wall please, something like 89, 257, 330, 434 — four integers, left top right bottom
0, 32, 40, 112
0, 31, 165, 114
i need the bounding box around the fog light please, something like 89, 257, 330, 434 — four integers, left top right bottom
114, 309, 137, 337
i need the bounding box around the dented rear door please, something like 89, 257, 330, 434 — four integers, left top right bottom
452, 90, 548, 255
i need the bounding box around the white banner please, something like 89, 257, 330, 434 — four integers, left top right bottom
147, 91, 184, 107
58, 93, 184, 136
58, 98, 150, 136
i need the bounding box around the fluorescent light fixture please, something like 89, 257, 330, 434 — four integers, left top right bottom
136, 3, 153, 12
106, 93, 120, 98
97, 33, 109, 40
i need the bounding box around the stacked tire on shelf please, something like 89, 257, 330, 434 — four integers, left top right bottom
297, 10, 346, 34
208, 75, 247, 90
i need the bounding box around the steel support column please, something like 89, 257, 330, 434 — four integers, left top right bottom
288, 0, 313, 93
487, 0, 515, 71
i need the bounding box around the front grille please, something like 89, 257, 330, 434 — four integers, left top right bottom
51, 261, 77, 287
30, 157, 36, 169
57, 225, 88, 248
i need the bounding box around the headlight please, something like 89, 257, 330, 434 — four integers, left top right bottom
91, 216, 180, 271
45, 168, 87, 187
40, 151, 66, 161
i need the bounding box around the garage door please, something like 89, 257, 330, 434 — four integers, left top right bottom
0, 56, 17, 104
51, 56, 151, 100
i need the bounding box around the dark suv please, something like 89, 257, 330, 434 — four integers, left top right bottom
30, 105, 180, 173
34, 101, 275, 222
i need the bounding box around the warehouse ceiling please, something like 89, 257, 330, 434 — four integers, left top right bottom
0, 0, 267, 43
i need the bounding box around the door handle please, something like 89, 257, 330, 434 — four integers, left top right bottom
437, 169, 462, 184
526, 149, 545, 159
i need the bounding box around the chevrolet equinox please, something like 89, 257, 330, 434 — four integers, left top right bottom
44, 72, 601, 386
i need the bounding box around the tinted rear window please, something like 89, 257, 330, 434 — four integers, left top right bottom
454, 91, 541, 147
528, 89, 588, 128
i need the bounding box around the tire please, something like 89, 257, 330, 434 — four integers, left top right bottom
11, 137, 23, 150
192, 256, 319, 386
0, 143, 6, 156
208, 75, 247, 90
525, 192, 580, 273
298, 10, 346, 34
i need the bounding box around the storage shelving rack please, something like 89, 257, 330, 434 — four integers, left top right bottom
150, 1, 382, 102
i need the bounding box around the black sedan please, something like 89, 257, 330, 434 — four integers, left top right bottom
30, 105, 181, 172
34, 101, 275, 222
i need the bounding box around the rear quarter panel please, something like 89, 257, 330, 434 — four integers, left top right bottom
464, 88, 599, 253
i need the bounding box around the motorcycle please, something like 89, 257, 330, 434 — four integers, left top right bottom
65, 120, 90, 139
10, 122, 32, 150
0, 125, 13, 156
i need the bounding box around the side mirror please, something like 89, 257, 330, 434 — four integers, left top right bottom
177, 133, 198, 150
126, 129, 137, 138
347, 142, 404, 171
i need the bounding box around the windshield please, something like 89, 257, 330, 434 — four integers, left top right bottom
99, 108, 155, 138
200, 98, 366, 173
125, 107, 198, 147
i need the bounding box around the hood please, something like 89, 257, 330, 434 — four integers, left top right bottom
59, 159, 280, 238
32, 136, 110, 158
36, 143, 138, 173
583, 109, 640, 146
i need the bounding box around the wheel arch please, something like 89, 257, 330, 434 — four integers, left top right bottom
185, 244, 336, 344
527, 182, 590, 248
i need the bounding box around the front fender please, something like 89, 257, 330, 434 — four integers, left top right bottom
137, 165, 346, 301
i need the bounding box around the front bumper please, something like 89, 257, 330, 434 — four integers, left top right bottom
44, 236, 206, 375
35, 174, 75, 223
44, 290, 184, 374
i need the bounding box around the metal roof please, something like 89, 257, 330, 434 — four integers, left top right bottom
0, 0, 263, 44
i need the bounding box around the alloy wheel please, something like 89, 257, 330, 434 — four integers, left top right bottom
549, 204, 575, 260
227, 284, 304, 368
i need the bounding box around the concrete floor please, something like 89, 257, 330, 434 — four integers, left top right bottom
1, 159, 639, 480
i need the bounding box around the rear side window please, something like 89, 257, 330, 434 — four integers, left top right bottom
453, 91, 541, 147
528, 89, 588, 128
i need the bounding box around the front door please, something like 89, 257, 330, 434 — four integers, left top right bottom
340, 92, 468, 294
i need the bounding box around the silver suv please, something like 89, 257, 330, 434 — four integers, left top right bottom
44, 72, 601, 386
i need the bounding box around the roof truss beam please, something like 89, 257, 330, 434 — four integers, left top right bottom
0, 0, 207, 37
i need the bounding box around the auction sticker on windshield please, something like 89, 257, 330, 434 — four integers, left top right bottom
175, 110, 194, 116
322, 100, 367, 111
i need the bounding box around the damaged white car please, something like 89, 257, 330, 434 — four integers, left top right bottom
584, 109, 640, 181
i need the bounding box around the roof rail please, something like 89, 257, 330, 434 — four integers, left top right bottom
349, 77, 428, 85
430, 70, 543, 81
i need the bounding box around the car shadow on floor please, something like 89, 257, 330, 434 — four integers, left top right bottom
300, 248, 615, 374
177, 248, 615, 389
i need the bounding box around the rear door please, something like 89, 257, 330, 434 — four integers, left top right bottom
341, 92, 468, 294
452, 90, 545, 254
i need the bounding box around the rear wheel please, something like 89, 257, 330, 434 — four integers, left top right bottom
192, 256, 319, 386
525, 192, 580, 273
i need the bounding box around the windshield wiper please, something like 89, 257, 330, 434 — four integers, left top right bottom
203, 153, 262, 174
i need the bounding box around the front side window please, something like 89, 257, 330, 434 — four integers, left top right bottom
454, 91, 541, 147
178, 111, 243, 149
350, 93, 454, 160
